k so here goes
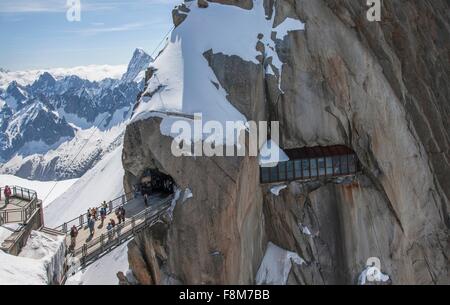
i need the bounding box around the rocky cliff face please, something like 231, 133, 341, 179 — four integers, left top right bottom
122, 0, 449, 284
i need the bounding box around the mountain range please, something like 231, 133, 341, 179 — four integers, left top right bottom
0, 48, 153, 179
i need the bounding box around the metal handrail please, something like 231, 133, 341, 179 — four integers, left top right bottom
0, 186, 39, 226
73, 197, 172, 264
53, 191, 136, 233
0, 185, 38, 201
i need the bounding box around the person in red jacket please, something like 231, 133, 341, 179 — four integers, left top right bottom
3, 185, 12, 206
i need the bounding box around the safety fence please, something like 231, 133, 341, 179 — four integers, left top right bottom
53, 191, 136, 233
0, 186, 39, 226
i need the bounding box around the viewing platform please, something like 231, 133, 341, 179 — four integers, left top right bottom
260, 145, 360, 184
0, 186, 44, 255
0, 186, 40, 225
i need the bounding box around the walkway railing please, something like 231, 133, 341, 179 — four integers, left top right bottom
74, 196, 173, 266
53, 191, 136, 233
0, 186, 39, 226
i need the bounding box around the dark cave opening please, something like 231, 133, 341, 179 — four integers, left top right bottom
138, 168, 176, 195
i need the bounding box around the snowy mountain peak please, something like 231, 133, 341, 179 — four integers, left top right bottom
33, 72, 56, 90
134, 48, 146, 56
120, 48, 153, 84
0, 98, 75, 160
6, 81, 28, 107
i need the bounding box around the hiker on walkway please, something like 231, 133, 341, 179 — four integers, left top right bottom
133, 184, 140, 198
115, 207, 125, 224
144, 193, 149, 206
88, 216, 95, 237
100, 206, 107, 226
115, 208, 121, 224
102, 201, 107, 210
69, 225, 78, 252
88, 208, 95, 220
107, 221, 114, 240
3, 185, 12, 206
119, 206, 126, 224
110, 218, 116, 228
93, 207, 99, 220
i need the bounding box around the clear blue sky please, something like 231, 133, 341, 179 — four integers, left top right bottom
0, 0, 179, 70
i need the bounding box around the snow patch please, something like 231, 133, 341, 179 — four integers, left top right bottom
256, 242, 305, 285
299, 224, 312, 236
358, 265, 390, 285
44, 145, 125, 227
168, 188, 182, 221
0, 230, 65, 285
19, 230, 66, 284
274, 17, 305, 40
0, 174, 78, 207
182, 188, 193, 203
0, 251, 48, 285
0, 226, 13, 244
16, 137, 72, 157
270, 184, 287, 196
66, 241, 130, 285
132, 1, 296, 146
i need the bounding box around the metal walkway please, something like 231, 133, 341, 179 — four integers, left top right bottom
62, 193, 173, 282
71, 195, 171, 263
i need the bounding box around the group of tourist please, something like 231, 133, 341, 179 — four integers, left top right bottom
1, 185, 12, 206
69, 203, 127, 252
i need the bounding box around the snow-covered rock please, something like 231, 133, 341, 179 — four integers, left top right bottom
0, 230, 65, 285
270, 185, 287, 196
0, 100, 75, 161
131, 0, 304, 140
358, 265, 390, 285
19, 231, 66, 284
120, 49, 153, 84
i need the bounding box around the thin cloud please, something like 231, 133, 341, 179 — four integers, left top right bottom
0, 0, 65, 13
0, 0, 117, 13
0, 0, 180, 14
68, 22, 149, 35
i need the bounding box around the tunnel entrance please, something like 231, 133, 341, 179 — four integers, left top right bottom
260, 145, 360, 184
138, 168, 176, 195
